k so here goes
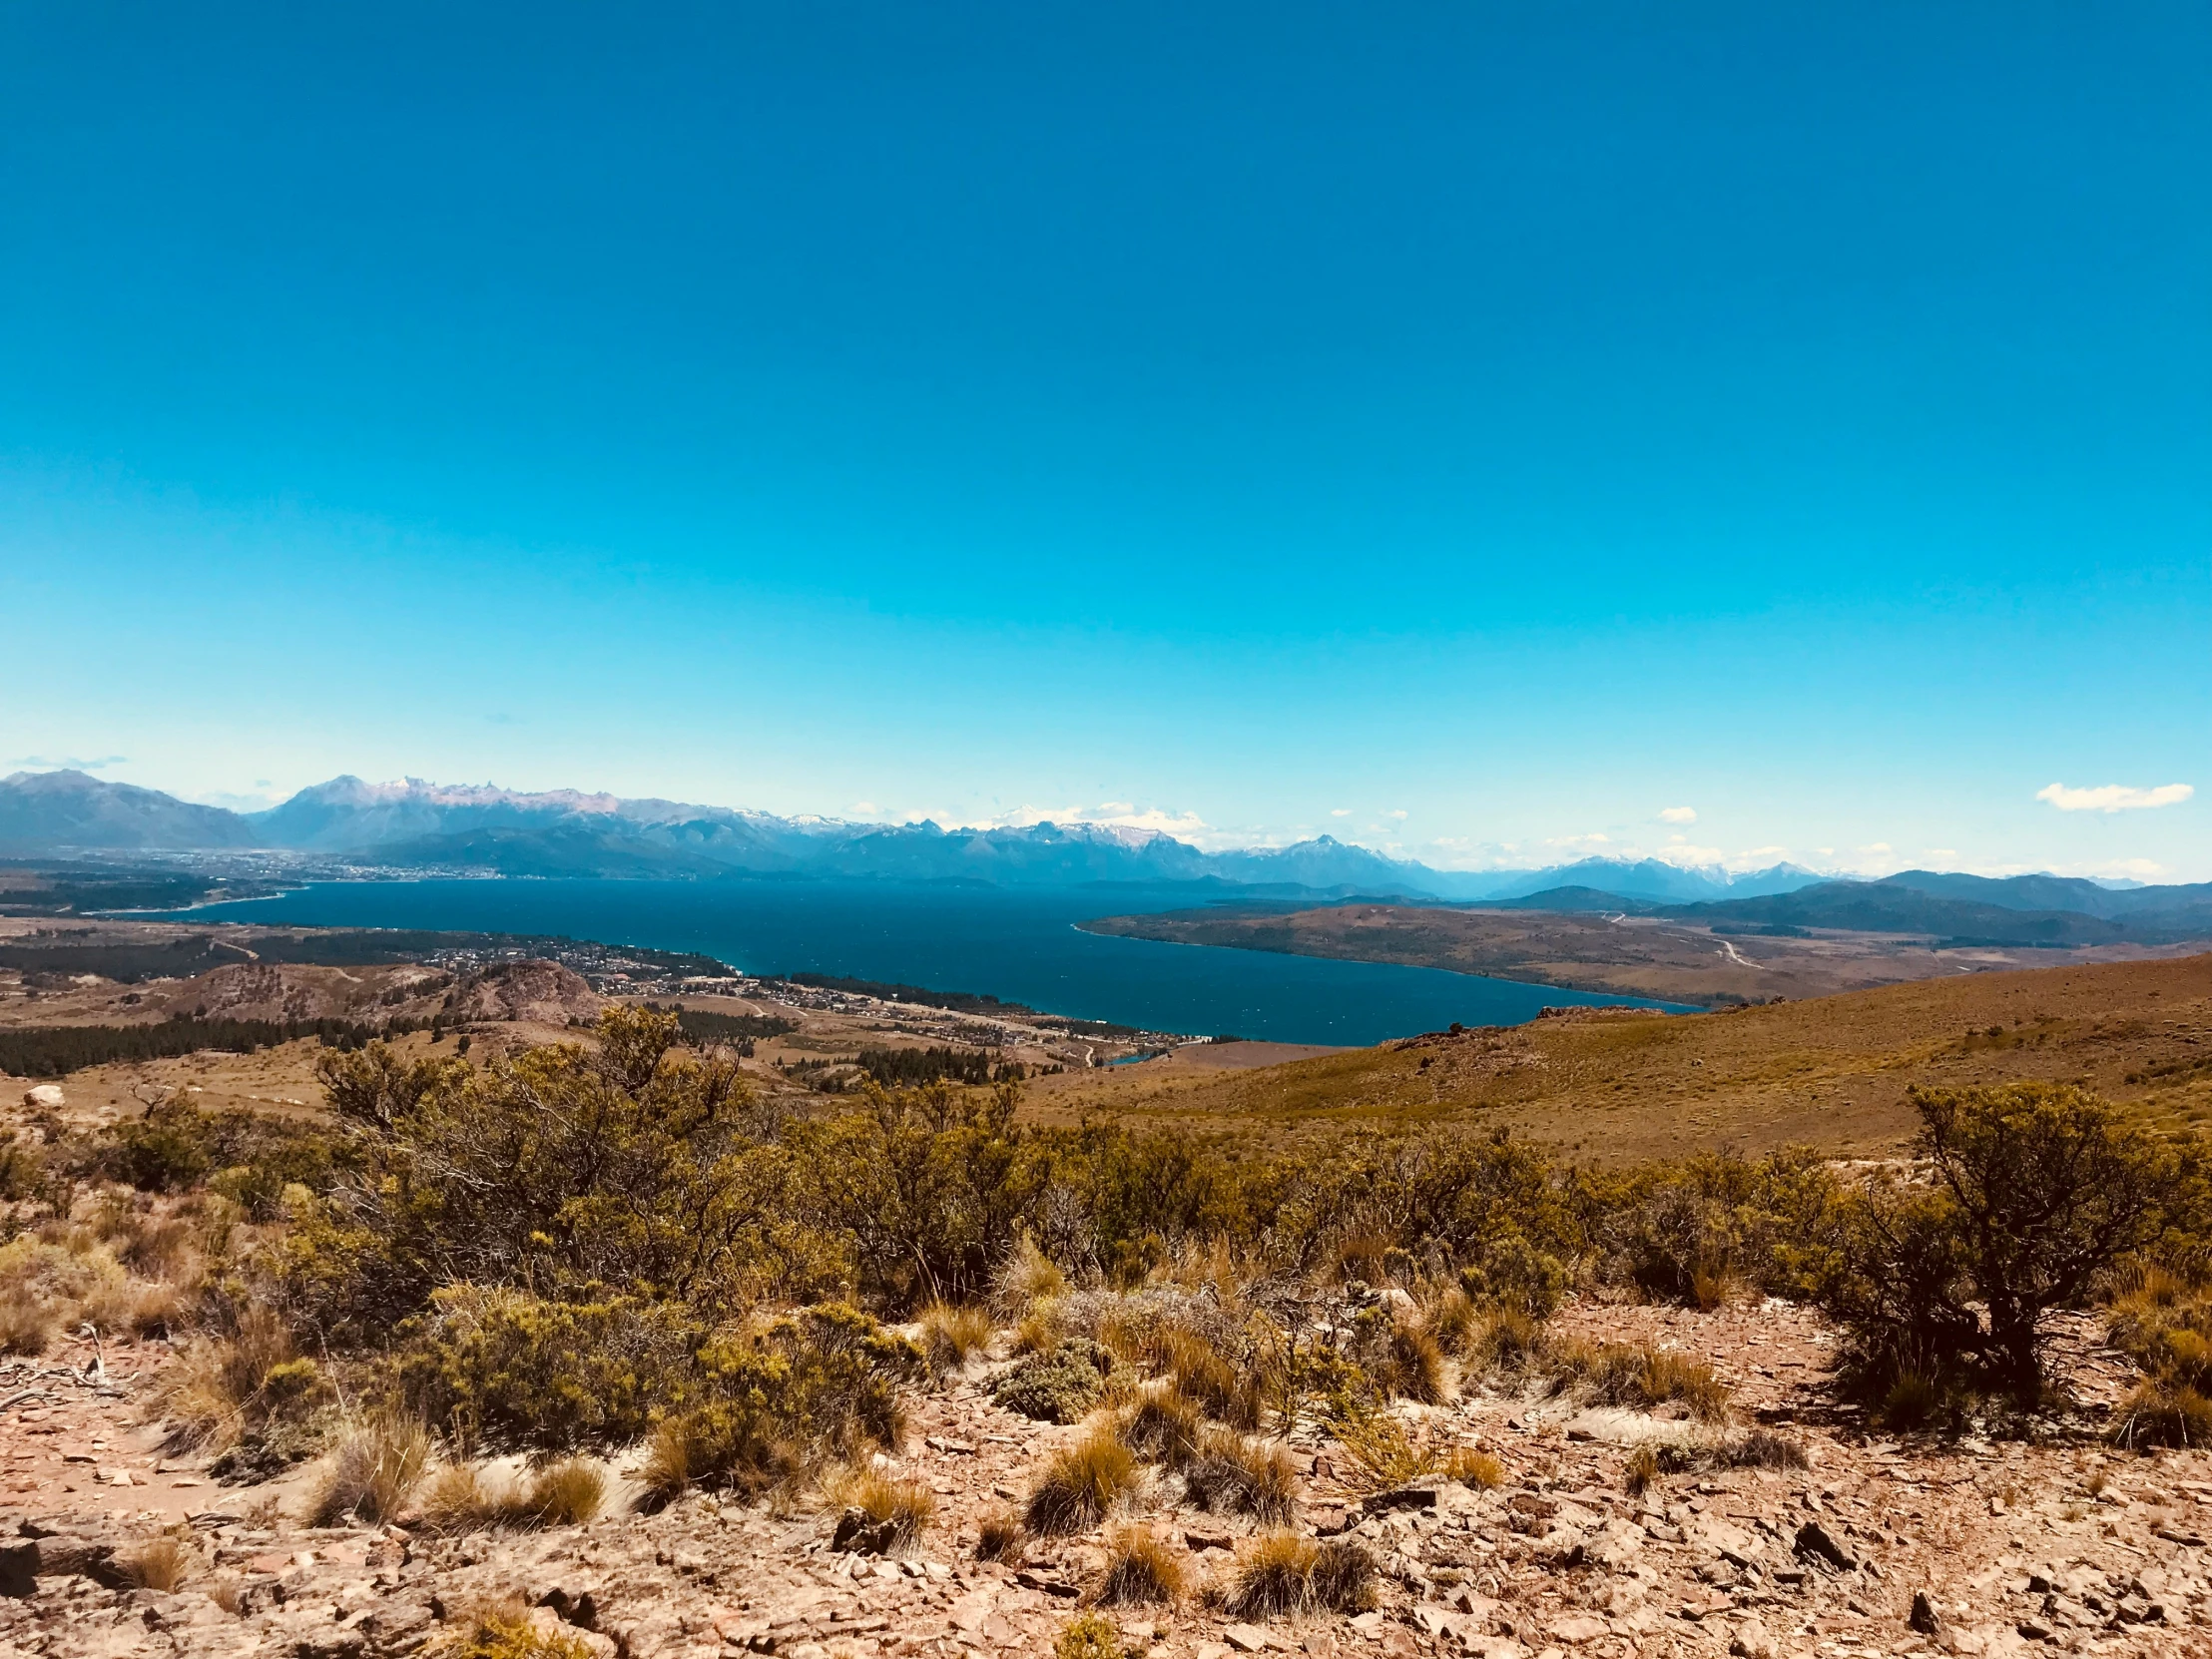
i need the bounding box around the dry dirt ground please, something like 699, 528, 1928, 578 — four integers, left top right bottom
1053, 955, 2212, 1164
1077, 908, 2212, 1012
1, 1302, 2205, 1659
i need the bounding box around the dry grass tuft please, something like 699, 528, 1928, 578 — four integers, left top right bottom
156, 1303, 304, 1451
2113, 1380, 2212, 1449
120, 1536, 191, 1592
639, 1415, 702, 1505
1161, 1328, 1264, 1431
1308, 1539, 1380, 1613
1223, 1530, 1317, 1618
1549, 1340, 1731, 1423
1372, 1322, 1448, 1404
1026, 1428, 1137, 1534
1182, 1429, 1301, 1523
1724, 1428, 1808, 1470
995, 1234, 1067, 1318
310, 1413, 429, 1526
1117, 1386, 1206, 1470
1334, 1412, 1439, 1491
1423, 1287, 1477, 1356
829, 1465, 936, 1551
917, 1303, 993, 1375
1096, 1523, 1188, 1605
1465, 1306, 1547, 1375
1443, 1444, 1503, 1488
0, 1291, 56, 1357
975, 1509, 1025, 1562
1624, 1444, 1663, 1496
421, 1457, 607, 1531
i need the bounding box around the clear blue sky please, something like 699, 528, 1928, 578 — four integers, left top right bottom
3, 3, 2206, 878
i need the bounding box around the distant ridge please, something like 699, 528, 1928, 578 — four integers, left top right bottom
1, 772, 2199, 934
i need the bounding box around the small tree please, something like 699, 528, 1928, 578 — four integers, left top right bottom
1828, 1083, 2176, 1405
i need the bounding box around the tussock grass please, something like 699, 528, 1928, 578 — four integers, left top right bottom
828, 1465, 935, 1551
1548, 1340, 1731, 1422
1624, 1444, 1662, 1496
156, 1303, 304, 1450
1309, 1539, 1380, 1613
1423, 1287, 1477, 1356
2114, 1380, 2212, 1449
1335, 1412, 1438, 1491
1097, 1523, 1188, 1605
1117, 1385, 1205, 1470
310, 1413, 429, 1526
1026, 1428, 1136, 1534
1161, 1328, 1264, 1431
120, 1536, 191, 1592
1371, 1322, 1448, 1404
1221, 1531, 1376, 1618
0, 1291, 56, 1357
995, 1235, 1067, 1319
1465, 1306, 1547, 1375
1444, 1444, 1503, 1488
975, 1509, 1025, 1561
1182, 1429, 1301, 1523
917, 1302, 993, 1375
424, 1457, 608, 1530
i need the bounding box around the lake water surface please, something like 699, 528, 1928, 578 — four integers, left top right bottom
177, 878, 1690, 1045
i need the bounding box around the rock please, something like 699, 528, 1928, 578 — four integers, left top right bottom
1365, 1486, 1439, 1513
1225, 1623, 1277, 1652
1728, 1616, 1777, 1659
1547, 1614, 1609, 1645
1793, 1520, 1856, 1573
23, 1085, 63, 1109
830, 1507, 898, 1555
0, 1542, 33, 1598
1910, 1591, 1946, 1638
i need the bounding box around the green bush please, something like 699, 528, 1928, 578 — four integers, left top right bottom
1822, 1083, 2181, 1405
991, 1338, 1116, 1422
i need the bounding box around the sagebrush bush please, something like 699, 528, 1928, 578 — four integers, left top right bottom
993, 1338, 1116, 1423
1027, 1428, 1136, 1534
1055, 1611, 1132, 1659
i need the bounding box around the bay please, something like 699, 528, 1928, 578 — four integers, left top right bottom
174, 877, 1689, 1045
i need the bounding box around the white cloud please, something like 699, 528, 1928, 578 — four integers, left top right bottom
1658, 806, 1697, 825
1654, 841, 1726, 868
1386, 809, 1408, 821
2036, 782, 2194, 814
1331, 809, 1352, 818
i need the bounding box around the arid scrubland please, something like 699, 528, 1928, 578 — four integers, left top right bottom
1, 977, 2211, 1658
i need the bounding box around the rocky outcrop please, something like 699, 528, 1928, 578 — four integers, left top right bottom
441, 960, 602, 1026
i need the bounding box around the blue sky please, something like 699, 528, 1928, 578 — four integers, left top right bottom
2, 3, 2206, 878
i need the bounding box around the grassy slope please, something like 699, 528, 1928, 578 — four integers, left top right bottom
1035, 951, 2212, 1162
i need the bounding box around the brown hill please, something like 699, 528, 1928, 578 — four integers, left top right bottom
1039, 950, 2212, 1162
440, 959, 602, 1025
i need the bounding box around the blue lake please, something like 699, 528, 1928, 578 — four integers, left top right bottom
173, 878, 1691, 1045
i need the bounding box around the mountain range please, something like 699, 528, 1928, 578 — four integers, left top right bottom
3, 769, 1831, 901
3, 772, 2201, 940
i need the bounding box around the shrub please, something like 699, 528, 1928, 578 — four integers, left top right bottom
440, 1600, 600, 1659
1027, 1428, 1136, 1534
1182, 1430, 1300, 1523
1458, 1233, 1567, 1320
158, 1305, 317, 1451
1423, 1287, 1477, 1356
311, 1414, 429, 1526
1224, 1530, 1318, 1618
1334, 1412, 1440, 1491
1822, 1084, 2179, 1404
1055, 1611, 1132, 1659
395, 1287, 696, 1452
993, 1338, 1116, 1423
1097, 1523, 1188, 1605
918, 1302, 993, 1374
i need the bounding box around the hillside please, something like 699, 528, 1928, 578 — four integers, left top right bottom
1037, 951, 2212, 1161
1080, 898, 2212, 1007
